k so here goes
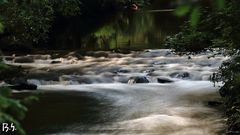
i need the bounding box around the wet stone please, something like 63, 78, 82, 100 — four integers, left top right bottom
14, 56, 34, 63
128, 76, 150, 84
157, 77, 174, 83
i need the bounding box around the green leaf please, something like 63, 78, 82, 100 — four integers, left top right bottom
190, 6, 201, 28
216, 0, 225, 9
174, 5, 191, 17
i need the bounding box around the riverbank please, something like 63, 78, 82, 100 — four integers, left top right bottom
217, 57, 240, 134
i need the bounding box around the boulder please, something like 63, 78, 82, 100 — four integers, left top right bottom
51, 60, 62, 64
9, 83, 37, 90
157, 77, 174, 83
14, 56, 34, 63
128, 76, 149, 84
5, 77, 37, 90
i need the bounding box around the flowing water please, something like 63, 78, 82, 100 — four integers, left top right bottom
7, 49, 228, 135
2, 4, 227, 135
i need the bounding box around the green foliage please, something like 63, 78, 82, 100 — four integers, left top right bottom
0, 0, 81, 46
189, 6, 201, 27
167, 0, 240, 52
0, 0, 148, 49
0, 64, 38, 135
0, 56, 27, 134
52, 0, 81, 16
174, 5, 201, 27
170, 0, 240, 133
216, 0, 226, 9
174, 5, 191, 17
0, 87, 27, 135
165, 31, 211, 52
0, 0, 53, 44
174, 0, 226, 27
212, 56, 240, 133
0, 57, 38, 135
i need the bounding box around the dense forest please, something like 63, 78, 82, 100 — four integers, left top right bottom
1, 0, 240, 135
0, 0, 150, 51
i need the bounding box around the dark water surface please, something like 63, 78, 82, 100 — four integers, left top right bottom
15, 91, 118, 135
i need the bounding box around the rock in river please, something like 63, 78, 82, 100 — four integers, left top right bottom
9, 83, 37, 90
5, 77, 37, 90
51, 60, 62, 64
14, 56, 34, 63
128, 76, 149, 84
157, 77, 174, 83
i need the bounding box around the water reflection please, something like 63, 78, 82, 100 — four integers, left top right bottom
82, 11, 183, 50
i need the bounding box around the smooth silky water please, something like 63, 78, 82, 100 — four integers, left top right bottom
9, 49, 228, 135
6, 6, 227, 135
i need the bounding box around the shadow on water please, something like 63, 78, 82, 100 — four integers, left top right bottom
14, 91, 119, 135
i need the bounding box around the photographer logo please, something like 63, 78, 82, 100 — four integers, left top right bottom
1, 123, 17, 133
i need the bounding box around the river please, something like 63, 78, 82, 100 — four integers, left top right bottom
6, 49, 228, 135
2, 6, 228, 135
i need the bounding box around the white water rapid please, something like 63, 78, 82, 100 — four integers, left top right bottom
5, 49, 228, 135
